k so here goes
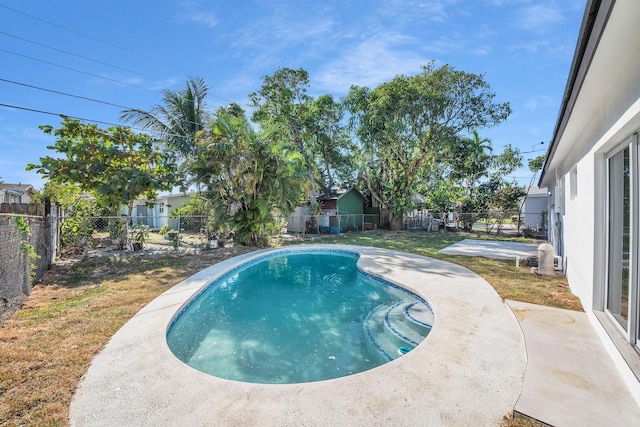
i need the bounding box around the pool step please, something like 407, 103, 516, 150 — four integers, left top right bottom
403, 301, 434, 333
364, 300, 433, 361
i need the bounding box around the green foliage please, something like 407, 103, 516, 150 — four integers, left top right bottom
170, 193, 210, 217
528, 154, 545, 173
250, 67, 311, 134
250, 68, 332, 201
171, 232, 181, 250
306, 94, 356, 194
345, 62, 511, 229
14, 216, 41, 281
158, 224, 169, 236
129, 224, 149, 249
14, 216, 31, 234
49, 194, 103, 254
28, 117, 178, 216
190, 110, 307, 246
169, 193, 223, 239
446, 130, 493, 197
494, 184, 526, 211
60, 217, 95, 254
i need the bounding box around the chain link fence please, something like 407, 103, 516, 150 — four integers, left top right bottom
2, 207, 550, 301
0, 214, 50, 303
286, 213, 381, 237
53, 215, 229, 256
403, 209, 548, 237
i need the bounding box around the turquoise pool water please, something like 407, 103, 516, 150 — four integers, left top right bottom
166, 250, 433, 384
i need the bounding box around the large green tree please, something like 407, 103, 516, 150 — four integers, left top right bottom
306, 94, 356, 194
249, 68, 320, 203
27, 117, 178, 217
190, 111, 307, 246
345, 63, 511, 229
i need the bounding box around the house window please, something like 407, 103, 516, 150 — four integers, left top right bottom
159, 203, 165, 214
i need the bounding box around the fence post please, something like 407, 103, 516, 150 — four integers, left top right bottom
49, 206, 59, 264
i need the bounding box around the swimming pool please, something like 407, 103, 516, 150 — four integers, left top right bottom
71, 245, 526, 426
167, 250, 433, 383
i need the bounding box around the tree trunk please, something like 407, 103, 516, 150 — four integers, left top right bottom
307, 163, 319, 206
389, 212, 403, 231
379, 208, 391, 229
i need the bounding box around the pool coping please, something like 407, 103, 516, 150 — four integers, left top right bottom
70, 245, 526, 426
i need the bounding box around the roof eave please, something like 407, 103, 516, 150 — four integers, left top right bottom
539, 0, 614, 187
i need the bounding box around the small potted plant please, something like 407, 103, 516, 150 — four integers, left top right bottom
128, 224, 149, 251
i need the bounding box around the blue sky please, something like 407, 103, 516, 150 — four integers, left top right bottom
0, 0, 586, 189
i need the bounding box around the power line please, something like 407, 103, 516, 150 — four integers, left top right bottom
0, 101, 208, 141
0, 30, 169, 85
0, 102, 127, 128
0, 3, 153, 61
0, 4, 243, 106
0, 77, 236, 132
0, 78, 131, 110
0, 47, 158, 92
0, 47, 241, 107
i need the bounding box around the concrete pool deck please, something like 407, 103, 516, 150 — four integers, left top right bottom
70, 245, 526, 426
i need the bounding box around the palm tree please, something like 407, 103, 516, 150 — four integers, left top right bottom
464, 129, 492, 197
120, 76, 209, 161
192, 111, 306, 245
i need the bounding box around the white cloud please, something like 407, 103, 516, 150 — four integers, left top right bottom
472, 45, 492, 56
315, 33, 432, 93
516, 3, 565, 33
524, 95, 555, 111
235, 17, 335, 52
177, 1, 219, 28
185, 11, 219, 28
510, 39, 549, 54
377, 0, 451, 24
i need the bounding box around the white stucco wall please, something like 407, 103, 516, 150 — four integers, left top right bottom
560, 154, 596, 310
539, 0, 640, 397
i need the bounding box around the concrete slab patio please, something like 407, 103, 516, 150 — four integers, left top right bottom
70, 245, 526, 426
439, 238, 539, 260
508, 300, 640, 426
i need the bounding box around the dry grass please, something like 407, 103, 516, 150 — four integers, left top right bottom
0, 247, 254, 426
0, 230, 579, 426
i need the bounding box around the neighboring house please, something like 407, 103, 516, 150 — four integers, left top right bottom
122, 192, 192, 229
539, 0, 640, 395
0, 183, 34, 204
521, 186, 548, 233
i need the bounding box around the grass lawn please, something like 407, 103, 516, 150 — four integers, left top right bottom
0, 230, 580, 426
